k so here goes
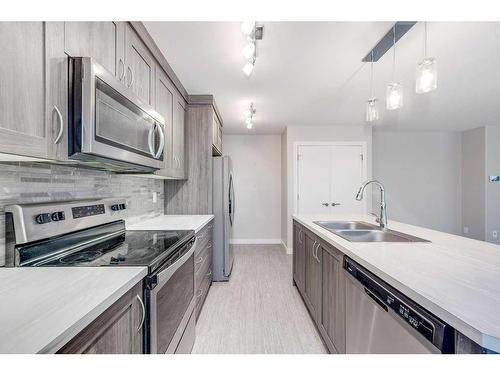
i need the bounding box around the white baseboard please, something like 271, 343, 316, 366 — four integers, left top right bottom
282, 240, 292, 255
230, 238, 282, 245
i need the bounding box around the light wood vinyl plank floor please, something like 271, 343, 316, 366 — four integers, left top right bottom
192, 244, 327, 354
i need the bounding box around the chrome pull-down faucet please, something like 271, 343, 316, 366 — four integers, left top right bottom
355, 180, 388, 229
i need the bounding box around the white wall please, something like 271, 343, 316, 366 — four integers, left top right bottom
462, 127, 486, 240
373, 130, 462, 235
283, 125, 373, 250
486, 126, 500, 244
223, 135, 282, 243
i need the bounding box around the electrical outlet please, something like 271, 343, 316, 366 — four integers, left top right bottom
152, 191, 157, 203
463, 226, 469, 234
493, 230, 498, 239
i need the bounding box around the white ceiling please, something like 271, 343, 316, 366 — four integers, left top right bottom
145, 22, 500, 134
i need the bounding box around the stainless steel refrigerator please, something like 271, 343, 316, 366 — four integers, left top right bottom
212, 155, 234, 281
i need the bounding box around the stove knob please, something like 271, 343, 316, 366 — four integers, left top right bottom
35, 213, 51, 224
111, 204, 120, 211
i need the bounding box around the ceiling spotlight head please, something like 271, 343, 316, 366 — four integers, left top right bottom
242, 41, 256, 60
241, 21, 256, 36
242, 61, 254, 77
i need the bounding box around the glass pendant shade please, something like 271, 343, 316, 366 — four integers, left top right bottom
242, 61, 254, 77
386, 82, 403, 110
366, 98, 379, 122
416, 57, 437, 93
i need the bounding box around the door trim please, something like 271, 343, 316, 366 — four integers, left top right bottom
293, 141, 369, 217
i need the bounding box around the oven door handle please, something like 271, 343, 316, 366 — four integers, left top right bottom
151, 239, 195, 289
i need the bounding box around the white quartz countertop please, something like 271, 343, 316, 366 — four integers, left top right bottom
293, 214, 500, 352
0, 267, 147, 353
126, 215, 214, 233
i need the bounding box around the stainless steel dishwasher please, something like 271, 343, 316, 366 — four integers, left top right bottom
344, 257, 455, 354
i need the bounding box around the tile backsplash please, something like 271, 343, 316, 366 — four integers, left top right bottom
0, 163, 164, 266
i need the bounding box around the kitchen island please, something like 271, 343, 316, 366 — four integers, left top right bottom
0, 267, 147, 353
293, 214, 500, 353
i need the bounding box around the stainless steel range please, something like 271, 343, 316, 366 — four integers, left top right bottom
5, 198, 196, 354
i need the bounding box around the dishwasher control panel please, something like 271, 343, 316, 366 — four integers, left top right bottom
344, 256, 455, 353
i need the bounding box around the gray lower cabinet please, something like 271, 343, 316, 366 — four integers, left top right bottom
318, 242, 346, 353
0, 22, 66, 159
293, 221, 346, 354
293, 222, 306, 293
304, 231, 322, 322
57, 281, 145, 354
194, 220, 214, 320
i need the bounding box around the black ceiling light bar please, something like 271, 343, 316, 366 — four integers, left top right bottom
362, 21, 417, 62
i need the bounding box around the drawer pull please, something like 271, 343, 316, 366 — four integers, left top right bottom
195, 256, 204, 264
196, 289, 204, 298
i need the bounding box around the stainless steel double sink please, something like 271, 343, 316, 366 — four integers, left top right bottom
313, 221, 430, 243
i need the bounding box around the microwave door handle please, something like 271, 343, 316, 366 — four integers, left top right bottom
155, 124, 165, 159
147, 125, 156, 157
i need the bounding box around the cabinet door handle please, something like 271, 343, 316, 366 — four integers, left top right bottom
127, 66, 133, 88
315, 243, 321, 263
196, 289, 204, 298
154, 123, 165, 159
206, 269, 212, 278
331, 202, 341, 207
195, 256, 204, 264
53, 105, 64, 144
136, 294, 145, 332
119, 59, 125, 81
312, 240, 317, 259
298, 229, 303, 244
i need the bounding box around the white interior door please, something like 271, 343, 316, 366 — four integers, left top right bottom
330, 145, 365, 214
297, 144, 365, 215
297, 145, 331, 214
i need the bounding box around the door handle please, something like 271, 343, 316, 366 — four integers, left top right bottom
136, 294, 145, 332
53, 105, 64, 144
321, 203, 329, 207
331, 203, 341, 207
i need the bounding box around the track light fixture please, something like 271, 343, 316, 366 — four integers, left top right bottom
241, 22, 263, 77
244, 103, 256, 129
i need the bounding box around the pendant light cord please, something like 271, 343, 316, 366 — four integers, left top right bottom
370, 50, 374, 98
424, 22, 428, 57
392, 24, 396, 80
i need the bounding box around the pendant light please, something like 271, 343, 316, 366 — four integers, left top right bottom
415, 22, 437, 93
386, 25, 403, 110
366, 51, 379, 122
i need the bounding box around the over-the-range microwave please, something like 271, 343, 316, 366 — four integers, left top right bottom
68, 57, 166, 172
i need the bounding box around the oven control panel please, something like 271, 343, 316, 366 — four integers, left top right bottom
72, 204, 106, 219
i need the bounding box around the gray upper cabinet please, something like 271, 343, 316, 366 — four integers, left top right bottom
0, 22, 66, 159
124, 24, 155, 106
171, 95, 186, 179
64, 22, 126, 82
212, 113, 223, 156
154, 67, 174, 173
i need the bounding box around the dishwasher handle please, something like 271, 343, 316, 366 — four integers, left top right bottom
364, 288, 388, 311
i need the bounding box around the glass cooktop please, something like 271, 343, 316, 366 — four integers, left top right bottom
17, 220, 194, 272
